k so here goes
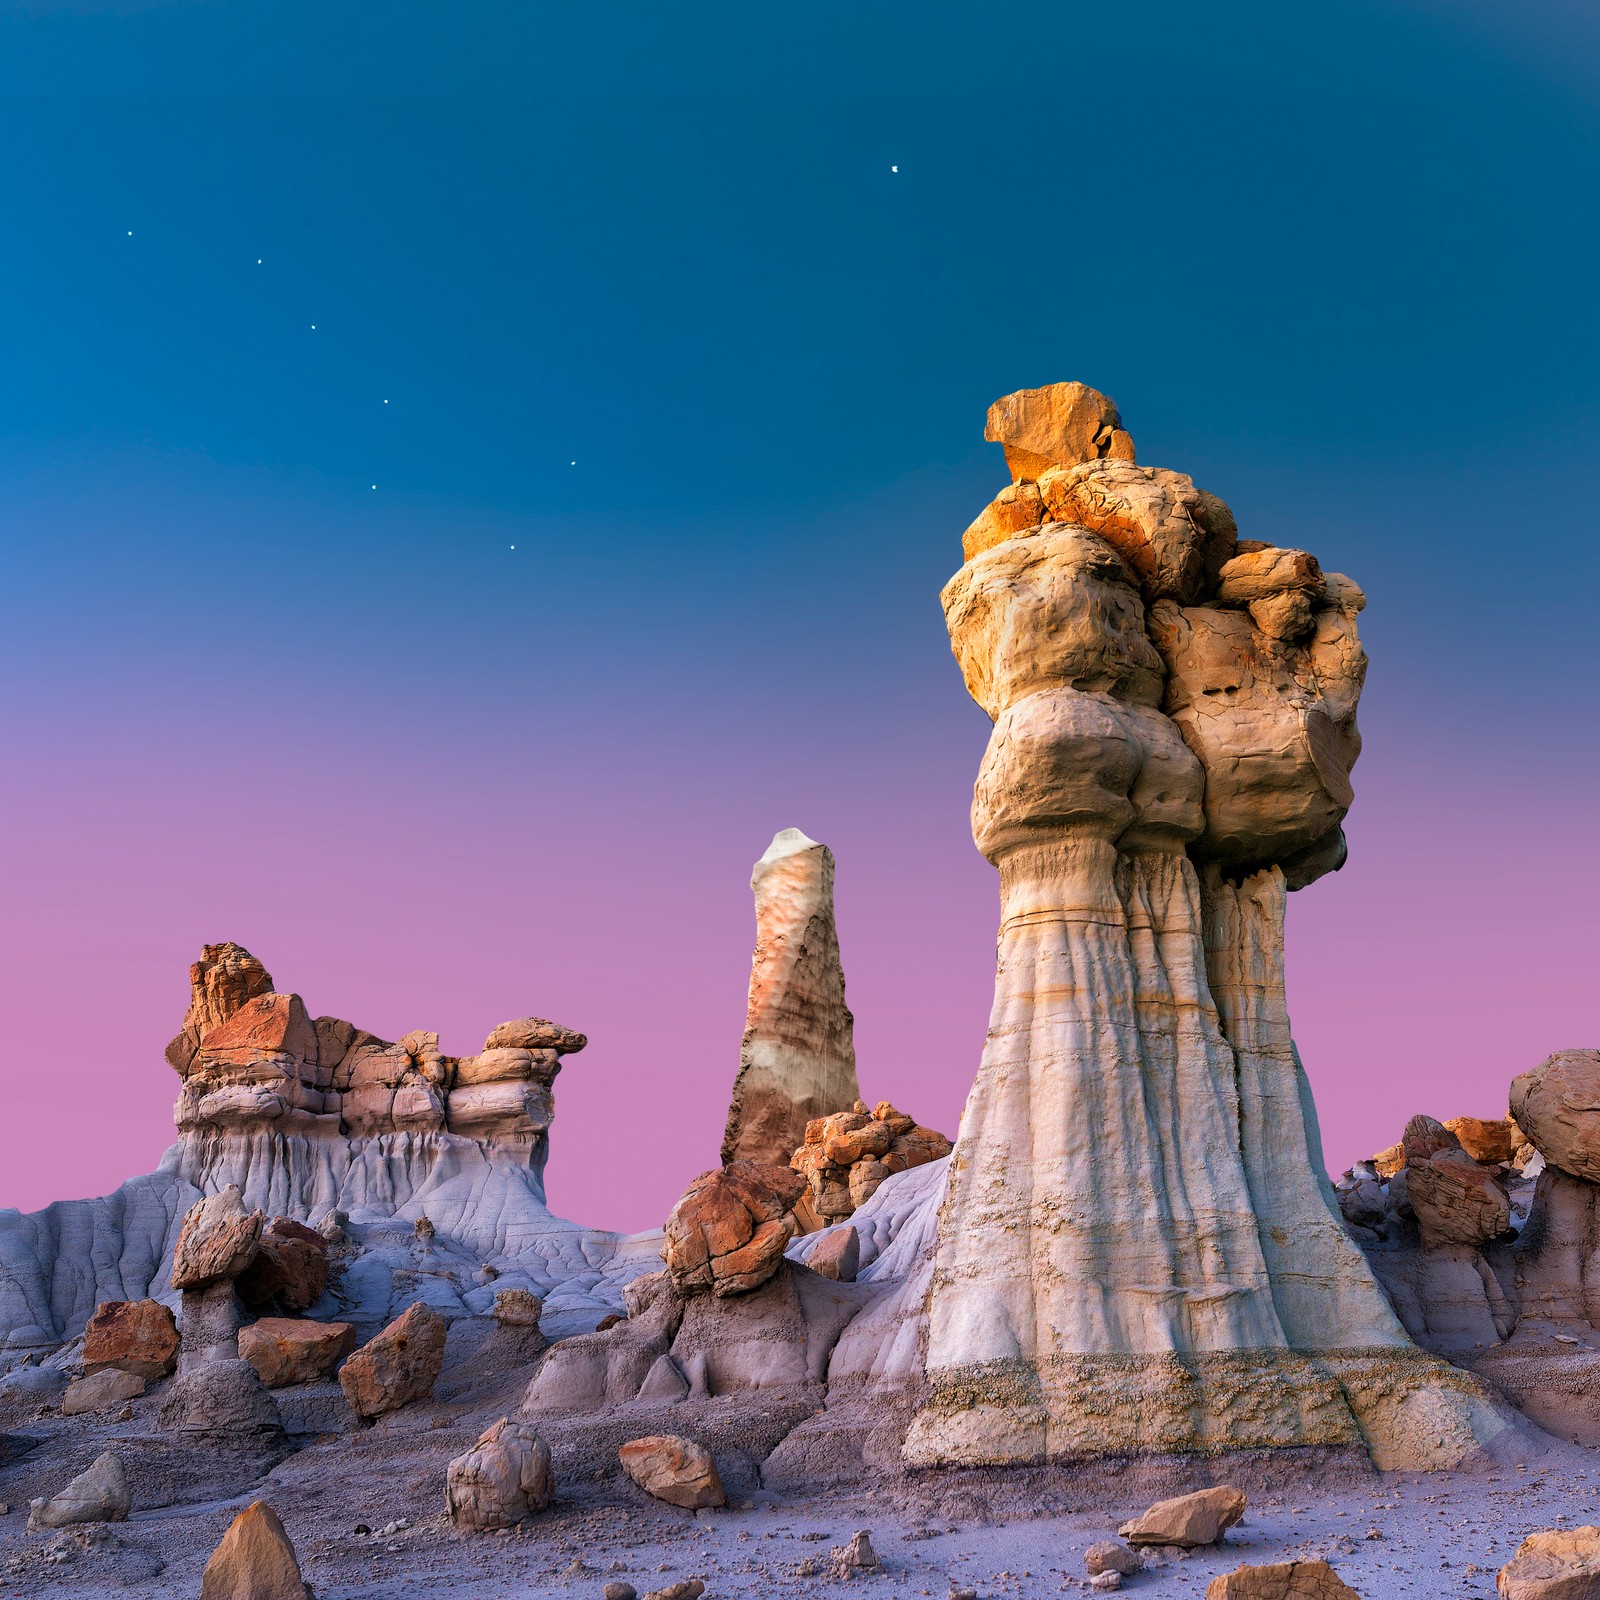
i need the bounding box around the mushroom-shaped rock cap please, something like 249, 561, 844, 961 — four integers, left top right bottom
1511, 1050, 1600, 1183
482, 1016, 587, 1055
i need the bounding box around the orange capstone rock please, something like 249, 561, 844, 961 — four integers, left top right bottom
985, 381, 1135, 481
662, 1161, 805, 1297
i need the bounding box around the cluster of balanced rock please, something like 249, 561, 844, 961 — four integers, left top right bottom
1333, 1049, 1600, 1444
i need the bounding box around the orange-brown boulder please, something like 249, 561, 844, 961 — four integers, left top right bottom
240, 1318, 358, 1388
338, 1301, 447, 1419
165, 942, 275, 1075
1206, 1560, 1361, 1598
984, 381, 1134, 481
618, 1435, 725, 1509
236, 1218, 330, 1312
1512, 1051, 1600, 1183
82, 1298, 179, 1382
662, 1161, 804, 1297
482, 1016, 587, 1054
200, 1500, 307, 1600
1120, 1486, 1247, 1548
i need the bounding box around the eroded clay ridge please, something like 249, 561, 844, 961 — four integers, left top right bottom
905, 381, 1514, 1468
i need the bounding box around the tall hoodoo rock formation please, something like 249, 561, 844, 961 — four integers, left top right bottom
905, 381, 1510, 1469
721, 828, 861, 1168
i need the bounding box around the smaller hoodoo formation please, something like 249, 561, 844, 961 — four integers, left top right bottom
0, 946, 656, 1355
1335, 1051, 1600, 1447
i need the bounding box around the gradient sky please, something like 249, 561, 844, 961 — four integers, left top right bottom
2, 1, 1597, 1232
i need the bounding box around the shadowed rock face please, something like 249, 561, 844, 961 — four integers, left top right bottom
905, 381, 1514, 1469
721, 829, 861, 1168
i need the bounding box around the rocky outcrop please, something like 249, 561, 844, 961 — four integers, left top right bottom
618, 1435, 725, 1509
200, 1501, 307, 1600
906, 381, 1514, 1470
0, 943, 661, 1355
789, 1101, 951, 1223
339, 1301, 447, 1418
82, 1299, 178, 1381
446, 1417, 554, 1529
663, 1162, 805, 1297
721, 830, 861, 1167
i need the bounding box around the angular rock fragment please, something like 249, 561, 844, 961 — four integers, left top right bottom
804, 1223, 860, 1282
963, 480, 1048, 562
618, 1434, 725, 1509
642, 1584, 704, 1600
82, 1298, 179, 1382
172, 1187, 264, 1291
1205, 1561, 1361, 1599
27, 1452, 131, 1530
446, 1417, 553, 1529
1119, 1486, 1247, 1548
721, 828, 860, 1168
200, 1500, 308, 1600
1444, 1116, 1518, 1167
1086, 1541, 1141, 1576
339, 1301, 447, 1419
240, 1318, 358, 1388
832, 1529, 882, 1578
62, 1368, 146, 1415
984, 381, 1134, 480
663, 1161, 805, 1297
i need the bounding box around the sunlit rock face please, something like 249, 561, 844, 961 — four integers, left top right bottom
905, 382, 1513, 1470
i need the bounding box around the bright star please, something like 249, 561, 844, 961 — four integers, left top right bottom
370, 484, 376, 490
127, 231, 133, 236
570, 460, 576, 466
311, 324, 317, 330
891, 165, 898, 173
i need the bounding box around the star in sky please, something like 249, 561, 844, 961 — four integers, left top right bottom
891, 165, 898, 173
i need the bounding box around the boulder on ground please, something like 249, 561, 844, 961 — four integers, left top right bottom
1086, 1541, 1141, 1576
663, 1161, 804, 1297
806, 1224, 860, 1282
200, 1500, 307, 1600
1497, 1525, 1600, 1599
1119, 1486, 1247, 1548
642, 1585, 704, 1600
790, 1100, 952, 1222
235, 1218, 330, 1313
172, 1187, 264, 1291
446, 1416, 553, 1529
339, 1301, 447, 1419
62, 1368, 146, 1415
618, 1435, 725, 1509
157, 1357, 286, 1437
82, 1298, 179, 1382
832, 1529, 882, 1578
240, 1318, 357, 1388
1206, 1561, 1360, 1598
27, 1452, 131, 1530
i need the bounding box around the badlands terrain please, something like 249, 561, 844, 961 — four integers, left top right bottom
3, 384, 1597, 1599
